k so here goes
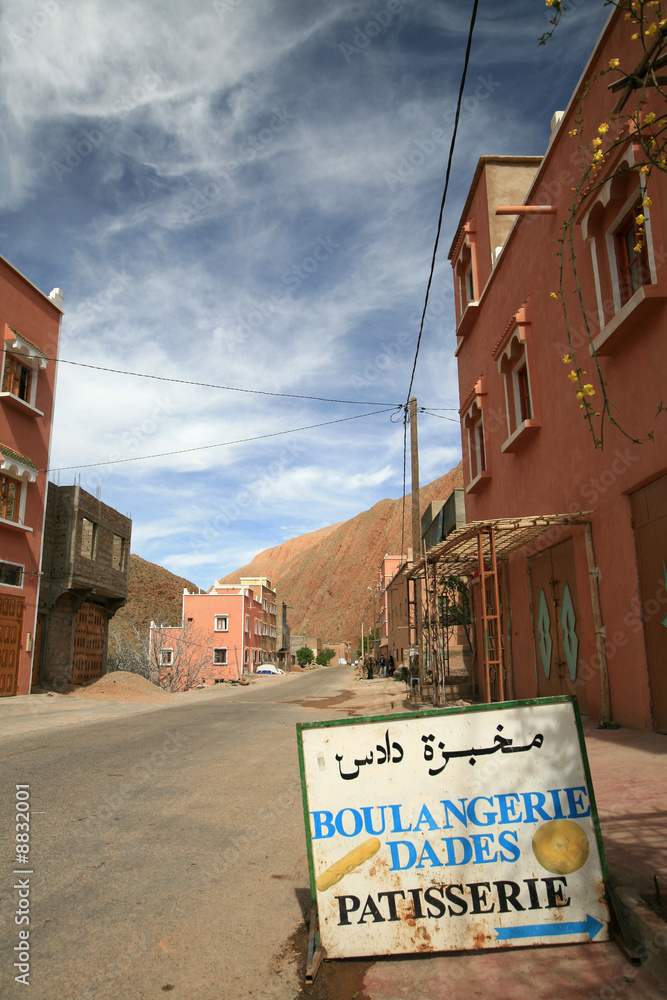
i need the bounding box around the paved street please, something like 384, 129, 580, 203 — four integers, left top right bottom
2, 666, 666, 1000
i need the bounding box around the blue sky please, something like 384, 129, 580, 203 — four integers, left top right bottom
0, 0, 611, 588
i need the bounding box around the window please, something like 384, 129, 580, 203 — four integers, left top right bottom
615, 200, 650, 306
494, 312, 540, 454
1, 329, 47, 411
214, 615, 228, 632
80, 518, 97, 559
0, 561, 23, 587
244, 648, 249, 664
213, 648, 227, 665
255, 620, 259, 634
580, 160, 662, 353
462, 401, 487, 488
161, 649, 173, 666
2, 356, 32, 402
111, 534, 125, 571
1, 475, 20, 522
500, 340, 534, 441
263, 599, 267, 611
245, 615, 249, 632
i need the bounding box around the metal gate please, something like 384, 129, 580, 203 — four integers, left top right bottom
529, 537, 588, 714
0, 595, 24, 696
72, 601, 106, 685
630, 475, 667, 734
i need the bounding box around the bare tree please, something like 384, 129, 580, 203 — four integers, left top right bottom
148, 620, 212, 692
107, 623, 152, 679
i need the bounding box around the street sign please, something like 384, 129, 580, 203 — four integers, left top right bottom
297, 697, 609, 959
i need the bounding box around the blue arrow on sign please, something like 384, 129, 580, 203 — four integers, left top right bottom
495, 914, 604, 941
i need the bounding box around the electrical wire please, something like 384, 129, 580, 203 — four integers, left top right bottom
420, 407, 459, 424
47, 357, 401, 407
403, 0, 479, 407
400, 0, 479, 527
46, 406, 401, 473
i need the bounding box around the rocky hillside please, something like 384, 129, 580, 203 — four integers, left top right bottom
110, 554, 199, 644
112, 463, 463, 649
218, 462, 464, 641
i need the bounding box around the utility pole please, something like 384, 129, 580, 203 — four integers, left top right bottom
361, 621, 364, 674
409, 397, 424, 693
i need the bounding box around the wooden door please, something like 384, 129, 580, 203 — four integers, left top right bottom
32, 613, 43, 687
0, 595, 24, 696
529, 538, 588, 713
72, 601, 106, 685
630, 475, 667, 734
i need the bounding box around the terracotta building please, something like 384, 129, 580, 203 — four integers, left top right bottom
149, 577, 278, 687
37, 484, 132, 689
0, 260, 63, 697
448, 8, 667, 731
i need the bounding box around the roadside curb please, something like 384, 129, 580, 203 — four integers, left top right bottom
612, 884, 667, 983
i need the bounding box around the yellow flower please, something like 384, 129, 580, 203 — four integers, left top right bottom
659, 157, 667, 169
550, 291, 558, 299
646, 23, 658, 35
636, 214, 645, 225
569, 129, 579, 137
562, 354, 572, 364
568, 370, 579, 383
593, 137, 602, 148
598, 123, 610, 134
643, 196, 653, 207
640, 164, 651, 174
609, 58, 620, 69
632, 32, 640, 39
582, 384, 595, 396
645, 112, 657, 124
593, 150, 604, 163
634, 243, 643, 254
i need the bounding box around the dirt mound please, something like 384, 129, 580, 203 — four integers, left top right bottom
69, 671, 171, 703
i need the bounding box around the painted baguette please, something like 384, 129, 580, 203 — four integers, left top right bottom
316, 837, 381, 892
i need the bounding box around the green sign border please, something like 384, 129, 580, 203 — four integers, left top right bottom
297, 695, 609, 912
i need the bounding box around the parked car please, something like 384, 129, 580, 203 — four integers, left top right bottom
255, 664, 284, 675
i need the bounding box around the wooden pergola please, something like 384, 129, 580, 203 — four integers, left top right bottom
407, 512, 602, 710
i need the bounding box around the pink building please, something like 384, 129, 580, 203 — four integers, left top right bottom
0, 261, 63, 697
378, 554, 404, 660
149, 577, 278, 688
449, 9, 667, 731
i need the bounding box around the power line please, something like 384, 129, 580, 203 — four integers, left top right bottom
401, 0, 479, 521
47, 406, 401, 473
420, 407, 459, 424
403, 0, 480, 406
47, 357, 401, 407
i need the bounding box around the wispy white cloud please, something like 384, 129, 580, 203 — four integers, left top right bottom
0, 0, 611, 586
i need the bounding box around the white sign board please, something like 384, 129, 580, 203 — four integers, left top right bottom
297, 697, 609, 959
